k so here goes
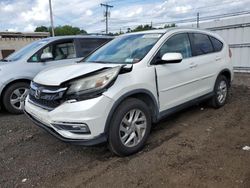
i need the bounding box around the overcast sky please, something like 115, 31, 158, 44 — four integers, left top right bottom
0, 0, 249, 33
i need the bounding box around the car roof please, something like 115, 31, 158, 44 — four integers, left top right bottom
124, 27, 216, 36
43, 35, 114, 42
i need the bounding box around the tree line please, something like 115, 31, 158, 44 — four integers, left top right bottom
34, 23, 176, 36
35, 25, 87, 36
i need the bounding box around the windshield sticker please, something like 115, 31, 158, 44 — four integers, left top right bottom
142, 34, 162, 39
125, 58, 134, 63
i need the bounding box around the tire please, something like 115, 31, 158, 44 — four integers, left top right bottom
2, 82, 30, 114
108, 98, 152, 156
209, 75, 229, 109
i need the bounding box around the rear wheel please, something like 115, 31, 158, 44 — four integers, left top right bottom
108, 98, 151, 156
209, 75, 229, 108
2, 82, 29, 114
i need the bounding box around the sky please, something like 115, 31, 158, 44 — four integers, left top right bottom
0, 0, 249, 33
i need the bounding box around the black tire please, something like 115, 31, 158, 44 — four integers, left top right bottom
108, 98, 152, 156
2, 82, 30, 114
209, 75, 229, 109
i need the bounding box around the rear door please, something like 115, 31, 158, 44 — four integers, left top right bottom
28, 39, 80, 74
153, 33, 200, 111
188, 33, 218, 94
75, 38, 112, 58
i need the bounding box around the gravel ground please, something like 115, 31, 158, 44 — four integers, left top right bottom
0, 73, 250, 188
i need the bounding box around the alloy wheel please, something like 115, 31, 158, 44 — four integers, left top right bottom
119, 109, 147, 147
217, 80, 227, 104
10, 88, 29, 110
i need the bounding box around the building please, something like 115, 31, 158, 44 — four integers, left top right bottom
0, 32, 49, 59
190, 15, 250, 72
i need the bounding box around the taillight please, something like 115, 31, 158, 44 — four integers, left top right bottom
229, 48, 232, 58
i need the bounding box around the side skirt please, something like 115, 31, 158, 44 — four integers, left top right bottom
157, 92, 214, 122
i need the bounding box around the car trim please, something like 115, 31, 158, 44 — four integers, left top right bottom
30, 82, 67, 93
160, 74, 215, 92
158, 92, 214, 120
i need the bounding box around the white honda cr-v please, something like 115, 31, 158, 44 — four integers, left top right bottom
25, 28, 233, 156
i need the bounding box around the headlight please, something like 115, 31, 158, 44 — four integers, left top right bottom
66, 66, 121, 97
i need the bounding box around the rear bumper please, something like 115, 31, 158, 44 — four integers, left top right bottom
24, 110, 107, 146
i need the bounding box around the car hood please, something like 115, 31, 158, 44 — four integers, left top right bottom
34, 62, 121, 86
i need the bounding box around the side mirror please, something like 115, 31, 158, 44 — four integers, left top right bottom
41, 52, 53, 62
160, 53, 183, 64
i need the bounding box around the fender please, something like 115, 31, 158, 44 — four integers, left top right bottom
216, 68, 232, 87
0, 77, 32, 97
104, 89, 159, 134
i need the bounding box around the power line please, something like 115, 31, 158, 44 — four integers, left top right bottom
106, 10, 250, 32
100, 3, 113, 34
107, 0, 250, 30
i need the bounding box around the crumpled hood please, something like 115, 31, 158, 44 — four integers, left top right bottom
34, 62, 121, 86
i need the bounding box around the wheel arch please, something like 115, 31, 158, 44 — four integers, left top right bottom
0, 79, 31, 101
104, 89, 159, 134
218, 69, 232, 87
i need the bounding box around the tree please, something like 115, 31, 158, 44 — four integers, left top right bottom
54, 25, 87, 36
34, 25, 87, 36
164, 23, 176, 28
35, 26, 49, 32
129, 24, 154, 33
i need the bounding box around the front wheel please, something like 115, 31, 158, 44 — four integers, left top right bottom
108, 98, 152, 156
209, 75, 229, 108
2, 82, 30, 114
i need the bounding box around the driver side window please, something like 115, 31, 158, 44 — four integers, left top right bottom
159, 33, 192, 59
29, 40, 76, 62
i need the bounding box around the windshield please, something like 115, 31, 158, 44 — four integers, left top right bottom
3, 39, 50, 62
84, 33, 162, 64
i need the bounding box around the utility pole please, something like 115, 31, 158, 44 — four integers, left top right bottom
49, 0, 55, 36
100, 3, 113, 34
197, 12, 200, 28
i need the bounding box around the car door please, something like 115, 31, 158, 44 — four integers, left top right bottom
153, 33, 201, 112
188, 33, 218, 94
43, 39, 81, 67
28, 39, 80, 75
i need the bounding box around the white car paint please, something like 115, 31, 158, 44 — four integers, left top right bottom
24, 28, 234, 144
0, 35, 113, 113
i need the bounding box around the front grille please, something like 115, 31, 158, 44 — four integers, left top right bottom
29, 95, 62, 109
29, 82, 67, 110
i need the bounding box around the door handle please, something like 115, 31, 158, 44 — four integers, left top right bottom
189, 63, 198, 68
215, 57, 222, 61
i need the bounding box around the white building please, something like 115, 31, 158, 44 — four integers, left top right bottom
0, 32, 49, 59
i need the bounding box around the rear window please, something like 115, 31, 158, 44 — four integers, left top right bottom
189, 33, 214, 56
78, 38, 111, 57
210, 36, 223, 52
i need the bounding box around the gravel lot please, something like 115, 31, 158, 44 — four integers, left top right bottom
1, 73, 250, 188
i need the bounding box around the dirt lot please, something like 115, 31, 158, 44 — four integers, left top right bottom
0, 73, 250, 188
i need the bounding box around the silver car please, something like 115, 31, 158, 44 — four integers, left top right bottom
0, 35, 113, 114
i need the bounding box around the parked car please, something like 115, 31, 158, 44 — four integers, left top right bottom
24, 28, 233, 156
0, 35, 113, 114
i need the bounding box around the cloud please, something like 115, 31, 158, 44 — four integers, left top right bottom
20, 0, 49, 22
85, 9, 93, 16
23, 24, 36, 32
0, 0, 250, 33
